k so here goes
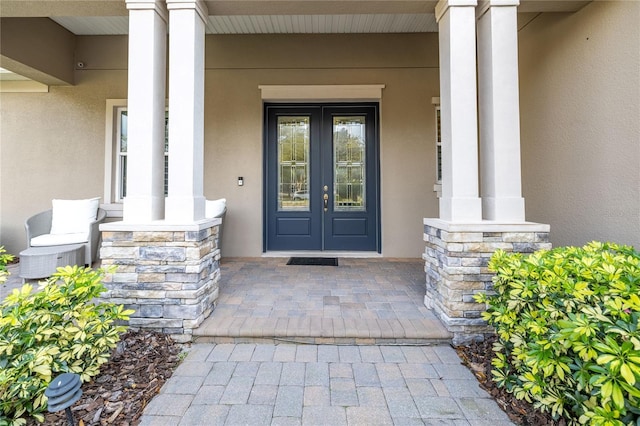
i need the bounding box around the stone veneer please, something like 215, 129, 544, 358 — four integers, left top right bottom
423, 218, 551, 345
98, 218, 221, 342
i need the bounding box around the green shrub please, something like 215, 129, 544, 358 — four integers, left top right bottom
0, 246, 15, 285
475, 242, 640, 425
0, 266, 133, 425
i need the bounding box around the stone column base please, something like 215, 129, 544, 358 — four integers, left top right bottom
423, 218, 551, 345
99, 218, 221, 342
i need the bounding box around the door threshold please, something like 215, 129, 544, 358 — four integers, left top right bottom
262, 251, 382, 258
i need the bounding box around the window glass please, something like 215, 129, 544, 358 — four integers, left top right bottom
277, 116, 310, 211
436, 106, 442, 183
115, 109, 169, 200
333, 116, 366, 211
118, 110, 128, 198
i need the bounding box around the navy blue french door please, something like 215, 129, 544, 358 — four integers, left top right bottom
264, 103, 380, 252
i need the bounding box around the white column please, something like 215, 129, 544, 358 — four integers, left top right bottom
164, 0, 208, 222
436, 0, 483, 222
477, 0, 526, 222
123, 0, 167, 222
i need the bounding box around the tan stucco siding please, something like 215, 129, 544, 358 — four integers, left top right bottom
0, 17, 76, 85
0, 33, 440, 258
519, 0, 640, 248
0, 70, 128, 255
204, 67, 439, 257
204, 33, 440, 257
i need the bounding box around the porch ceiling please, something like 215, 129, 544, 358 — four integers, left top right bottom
1, 0, 591, 35
50, 14, 440, 34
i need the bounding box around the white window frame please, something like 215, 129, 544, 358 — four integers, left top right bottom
104, 99, 127, 209
103, 99, 168, 213
115, 106, 128, 202
435, 104, 442, 183
432, 97, 442, 197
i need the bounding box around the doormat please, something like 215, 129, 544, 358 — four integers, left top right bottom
287, 257, 338, 266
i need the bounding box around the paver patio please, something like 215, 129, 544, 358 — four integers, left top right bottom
2, 258, 511, 425
194, 258, 451, 344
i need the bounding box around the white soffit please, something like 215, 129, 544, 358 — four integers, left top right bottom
208, 14, 438, 34
52, 16, 129, 35
51, 14, 438, 35
48, 0, 590, 36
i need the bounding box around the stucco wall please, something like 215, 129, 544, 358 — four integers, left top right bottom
204, 34, 439, 257
0, 32, 440, 258
0, 69, 127, 255
519, 0, 640, 248
0, 17, 76, 85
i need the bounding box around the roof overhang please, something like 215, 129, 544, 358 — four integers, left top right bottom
0, 0, 591, 35
0, 0, 591, 85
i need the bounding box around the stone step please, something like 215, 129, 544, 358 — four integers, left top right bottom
192, 316, 452, 345
192, 336, 453, 345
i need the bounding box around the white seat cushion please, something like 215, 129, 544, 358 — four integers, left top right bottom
31, 233, 89, 247
205, 198, 226, 218
50, 197, 100, 235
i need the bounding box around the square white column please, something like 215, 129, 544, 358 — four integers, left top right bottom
477, 0, 526, 222
436, 0, 483, 222
164, 0, 208, 223
123, 0, 167, 222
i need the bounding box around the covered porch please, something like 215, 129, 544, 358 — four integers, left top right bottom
7, 0, 621, 344
2, 258, 452, 343
195, 257, 450, 344
98, 0, 552, 344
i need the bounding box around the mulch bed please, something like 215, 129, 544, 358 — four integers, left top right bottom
27, 331, 183, 426
455, 335, 561, 426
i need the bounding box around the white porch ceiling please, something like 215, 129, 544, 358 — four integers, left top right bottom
3, 0, 590, 36
51, 13, 440, 35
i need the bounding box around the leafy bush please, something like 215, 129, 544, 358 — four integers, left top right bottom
0, 266, 133, 425
0, 246, 15, 285
475, 242, 640, 425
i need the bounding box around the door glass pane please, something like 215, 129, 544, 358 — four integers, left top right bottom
278, 116, 310, 211
333, 116, 366, 211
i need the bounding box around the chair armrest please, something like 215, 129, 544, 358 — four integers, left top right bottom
25, 210, 53, 247
90, 208, 107, 229
88, 209, 107, 248
87, 208, 107, 265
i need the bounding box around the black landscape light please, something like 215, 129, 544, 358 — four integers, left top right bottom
45, 373, 83, 426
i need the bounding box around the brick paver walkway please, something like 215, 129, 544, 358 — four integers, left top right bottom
139, 343, 513, 425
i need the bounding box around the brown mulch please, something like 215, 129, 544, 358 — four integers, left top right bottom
455, 335, 561, 426
28, 331, 183, 426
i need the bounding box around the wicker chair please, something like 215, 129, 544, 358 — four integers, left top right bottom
25, 208, 107, 267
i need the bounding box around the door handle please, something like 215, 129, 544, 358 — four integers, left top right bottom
323, 193, 329, 212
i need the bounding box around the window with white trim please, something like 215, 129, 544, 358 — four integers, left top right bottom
104, 100, 168, 206
115, 107, 128, 201
114, 108, 169, 201
435, 105, 442, 183
430, 97, 442, 198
